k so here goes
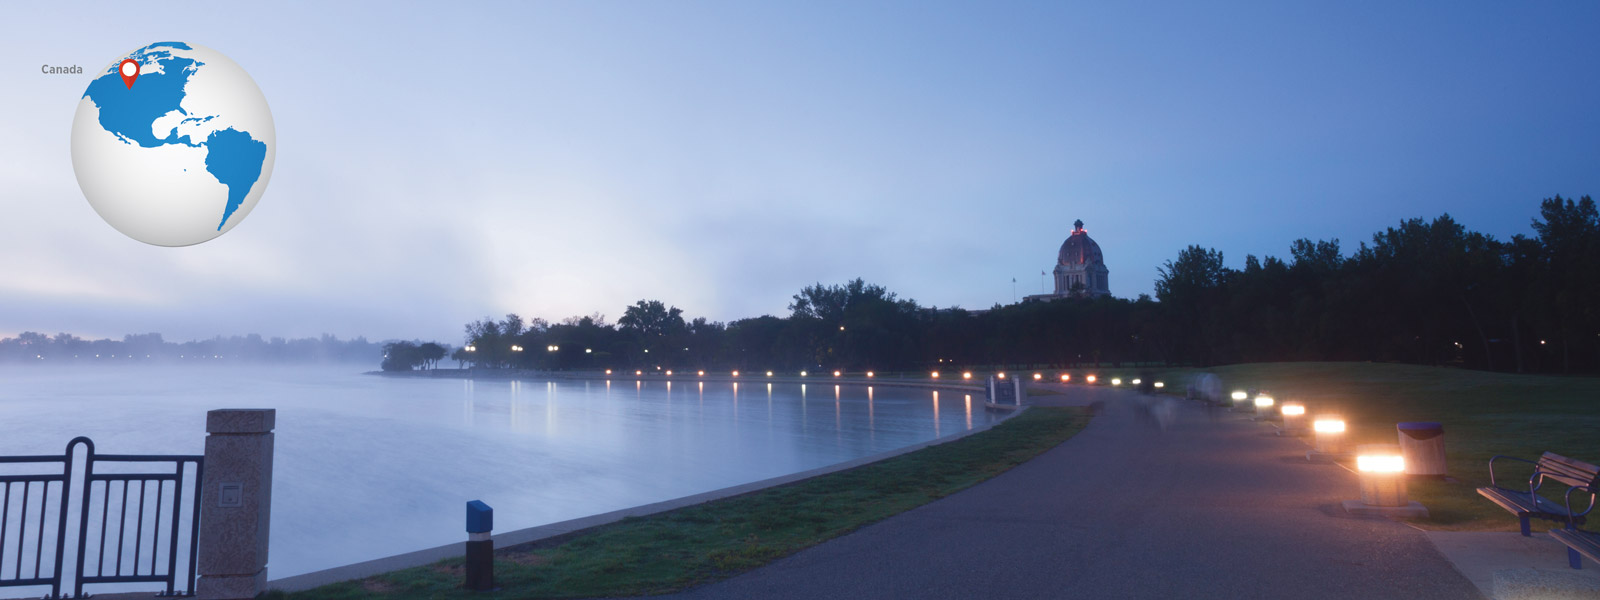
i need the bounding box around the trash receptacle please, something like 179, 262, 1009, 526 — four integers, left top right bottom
1397, 422, 1446, 476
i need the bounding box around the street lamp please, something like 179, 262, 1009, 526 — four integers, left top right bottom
866, 371, 875, 378
1086, 375, 1097, 383
931, 371, 940, 378
962, 372, 972, 380
1060, 374, 1070, 382
1033, 373, 1042, 380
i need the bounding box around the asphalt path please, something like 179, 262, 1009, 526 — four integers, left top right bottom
658, 385, 1484, 599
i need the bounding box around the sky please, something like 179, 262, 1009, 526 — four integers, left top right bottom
2, 1, 1597, 345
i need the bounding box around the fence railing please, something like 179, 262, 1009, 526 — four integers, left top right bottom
0, 437, 203, 598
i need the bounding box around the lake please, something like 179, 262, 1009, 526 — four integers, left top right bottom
0, 366, 992, 581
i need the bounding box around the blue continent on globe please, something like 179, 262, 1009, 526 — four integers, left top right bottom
82, 42, 267, 231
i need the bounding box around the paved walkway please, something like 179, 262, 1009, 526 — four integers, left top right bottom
660, 386, 1485, 599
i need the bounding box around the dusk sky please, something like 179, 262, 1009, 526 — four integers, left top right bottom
3, 1, 1597, 345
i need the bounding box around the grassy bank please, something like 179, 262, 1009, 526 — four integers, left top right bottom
276, 407, 1093, 600
1137, 362, 1599, 531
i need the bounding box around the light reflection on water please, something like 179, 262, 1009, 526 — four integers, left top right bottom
0, 366, 995, 581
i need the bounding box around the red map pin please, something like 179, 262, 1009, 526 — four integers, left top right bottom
119, 59, 140, 89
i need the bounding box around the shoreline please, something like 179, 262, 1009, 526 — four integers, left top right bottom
369, 368, 989, 394
266, 402, 1026, 592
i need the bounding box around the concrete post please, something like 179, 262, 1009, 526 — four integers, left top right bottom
197, 409, 276, 600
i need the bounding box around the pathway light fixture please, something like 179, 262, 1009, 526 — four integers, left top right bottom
1344, 444, 1427, 517
1312, 416, 1347, 456
1280, 403, 1307, 435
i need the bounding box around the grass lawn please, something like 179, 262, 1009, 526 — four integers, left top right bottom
1120, 362, 1600, 531
272, 406, 1093, 600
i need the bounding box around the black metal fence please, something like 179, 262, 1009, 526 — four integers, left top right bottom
0, 437, 203, 598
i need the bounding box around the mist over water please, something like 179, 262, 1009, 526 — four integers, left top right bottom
0, 366, 992, 580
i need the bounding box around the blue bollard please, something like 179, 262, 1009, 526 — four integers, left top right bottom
465, 500, 495, 591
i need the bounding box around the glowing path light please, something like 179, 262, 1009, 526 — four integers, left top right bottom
1344, 444, 1424, 516
1312, 416, 1347, 455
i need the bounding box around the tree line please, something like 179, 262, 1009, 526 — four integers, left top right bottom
0, 332, 383, 363
441, 195, 1596, 375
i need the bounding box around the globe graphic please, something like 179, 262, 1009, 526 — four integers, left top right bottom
71, 42, 275, 247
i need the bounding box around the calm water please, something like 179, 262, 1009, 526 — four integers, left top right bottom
0, 366, 991, 581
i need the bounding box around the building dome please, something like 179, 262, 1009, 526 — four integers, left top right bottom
1057, 219, 1104, 267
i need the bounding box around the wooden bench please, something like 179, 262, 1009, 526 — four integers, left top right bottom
1551, 527, 1600, 570
1476, 452, 1598, 536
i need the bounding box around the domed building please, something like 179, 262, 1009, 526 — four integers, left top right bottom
1028, 219, 1110, 300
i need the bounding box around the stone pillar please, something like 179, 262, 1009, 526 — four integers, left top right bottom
197, 409, 275, 600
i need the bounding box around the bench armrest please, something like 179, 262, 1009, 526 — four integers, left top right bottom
1564, 485, 1598, 526
1489, 455, 1537, 489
